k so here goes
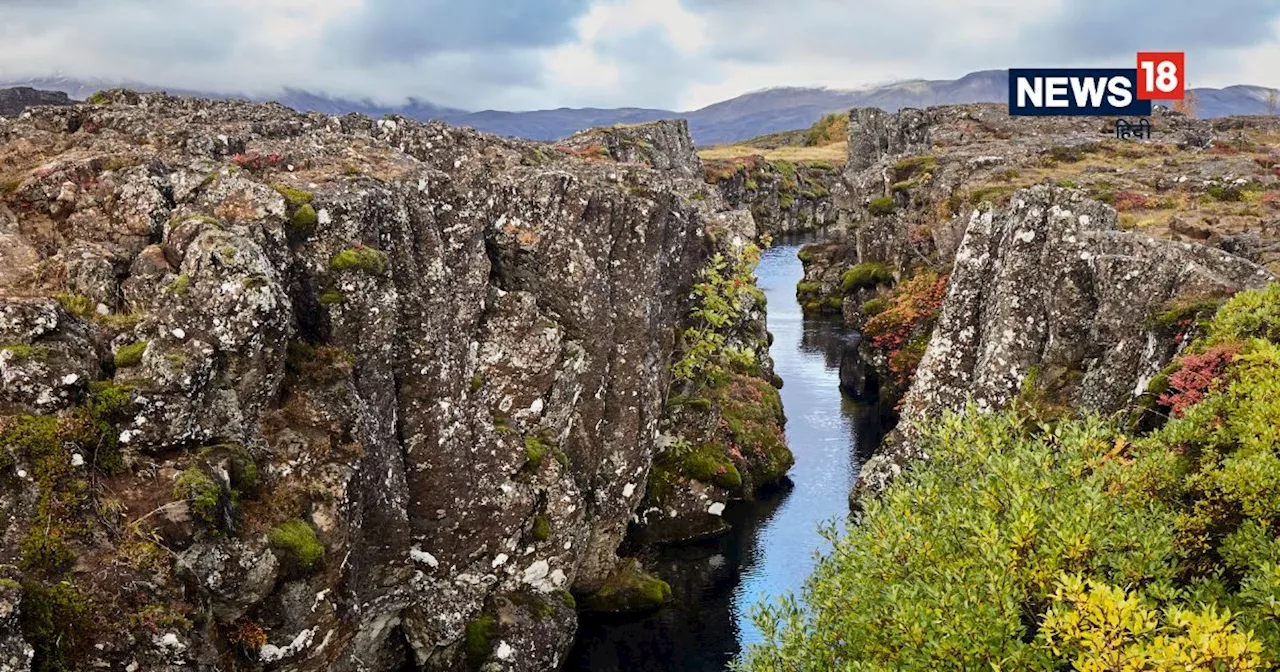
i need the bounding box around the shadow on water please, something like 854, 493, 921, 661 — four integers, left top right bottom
567, 242, 885, 671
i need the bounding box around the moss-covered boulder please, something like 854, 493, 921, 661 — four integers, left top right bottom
579, 559, 672, 613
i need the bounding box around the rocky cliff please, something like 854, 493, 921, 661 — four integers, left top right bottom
0, 88, 72, 118
0, 93, 781, 671
801, 104, 1280, 501
703, 156, 843, 236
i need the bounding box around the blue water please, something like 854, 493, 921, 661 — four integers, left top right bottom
568, 243, 871, 670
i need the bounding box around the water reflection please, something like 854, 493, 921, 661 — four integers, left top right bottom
567, 244, 872, 671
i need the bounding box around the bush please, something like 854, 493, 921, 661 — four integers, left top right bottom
269, 520, 325, 572
868, 197, 895, 216
741, 283, 1280, 670
840, 263, 894, 294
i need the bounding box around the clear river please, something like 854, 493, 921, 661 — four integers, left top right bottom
567, 241, 878, 671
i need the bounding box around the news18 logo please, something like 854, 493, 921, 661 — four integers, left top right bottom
1009, 52, 1185, 116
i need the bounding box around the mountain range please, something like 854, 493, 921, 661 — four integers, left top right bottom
4, 71, 1278, 146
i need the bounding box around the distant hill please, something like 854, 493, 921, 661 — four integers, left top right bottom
4, 71, 1277, 145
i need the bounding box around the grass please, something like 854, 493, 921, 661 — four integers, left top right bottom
697, 143, 846, 164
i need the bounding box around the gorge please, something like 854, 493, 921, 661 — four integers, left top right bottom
1, 88, 1279, 671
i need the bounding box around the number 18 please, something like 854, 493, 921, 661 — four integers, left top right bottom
1137, 52, 1185, 100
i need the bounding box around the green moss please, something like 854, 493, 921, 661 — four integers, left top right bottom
470, 374, 484, 393
272, 184, 314, 208
174, 468, 220, 525
269, 519, 325, 572
532, 514, 551, 541
19, 581, 90, 672
318, 288, 344, 305
868, 196, 896, 216
558, 590, 577, 609
967, 184, 1017, 206
797, 247, 816, 264
745, 179, 760, 191
20, 531, 72, 574
861, 297, 890, 317
170, 274, 191, 296
581, 559, 672, 613
524, 435, 549, 470
330, 246, 388, 276
464, 615, 498, 669
290, 204, 318, 233
840, 263, 895, 294
2, 344, 49, 362
113, 341, 147, 369
779, 193, 795, 210
87, 91, 111, 105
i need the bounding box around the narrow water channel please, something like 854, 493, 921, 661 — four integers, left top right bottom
568, 242, 875, 671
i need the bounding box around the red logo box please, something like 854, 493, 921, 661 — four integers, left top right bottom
1137, 52, 1185, 100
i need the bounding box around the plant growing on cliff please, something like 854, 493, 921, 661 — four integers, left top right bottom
672, 243, 763, 385
862, 271, 948, 391
839, 263, 894, 294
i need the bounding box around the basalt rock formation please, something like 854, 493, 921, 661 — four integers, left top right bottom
811, 104, 1280, 502
854, 186, 1276, 498
0, 88, 72, 118
0, 92, 787, 671
703, 156, 843, 236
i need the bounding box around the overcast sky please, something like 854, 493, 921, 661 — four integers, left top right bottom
1, 0, 1278, 112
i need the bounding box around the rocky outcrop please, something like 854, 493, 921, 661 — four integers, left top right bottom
703, 156, 843, 236
635, 211, 793, 545
555, 119, 703, 180
855, 186, 1276, 498
0, 88, 72, 118
0, 92, 746, 670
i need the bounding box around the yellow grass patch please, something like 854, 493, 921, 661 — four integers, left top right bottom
698, 141, 847, 164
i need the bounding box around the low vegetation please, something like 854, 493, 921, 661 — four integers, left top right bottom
741, 283, 1280, 670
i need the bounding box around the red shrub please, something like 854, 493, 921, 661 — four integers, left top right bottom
864, 271, 949, 390
1158, 343, 1242, 418
1113, 190, 1151, 212
229, 152, 285, 172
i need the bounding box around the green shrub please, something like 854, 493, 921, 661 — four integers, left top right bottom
113, 341, 147, 369
868, 197, 895, 216
269, 519, 324, 571
742, 283, 1280, 671
840, 263, 894, 294
330, 246, 388, 276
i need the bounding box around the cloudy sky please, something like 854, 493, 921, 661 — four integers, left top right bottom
1, 0, 1278, 112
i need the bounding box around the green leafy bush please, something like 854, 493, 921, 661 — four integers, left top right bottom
740, 283, 1280, 671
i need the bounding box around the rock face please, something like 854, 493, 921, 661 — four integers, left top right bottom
554, 119, 704, 180
855, 186, 1276, 498
704, 156, 843, 236
0, 93, 738, 670
0, 88, 72, 118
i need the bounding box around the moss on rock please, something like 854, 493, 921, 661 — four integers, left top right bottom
580, 558, 672, 613
113, 341, 147, 369
330, 246, 388, 276
464, 614, 498, 670
269, 519, 324, 572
